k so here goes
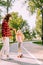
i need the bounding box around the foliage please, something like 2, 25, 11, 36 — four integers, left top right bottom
0, 0, 7, 6
0, 0, 15, 13
31, 30, 36, 38
9, 12, 31, 41
9, 12, 24, 30
27, 0, 43, 40
35, 9, 42, 38
28, 0, 43, 14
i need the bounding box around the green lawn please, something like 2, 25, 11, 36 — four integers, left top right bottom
33, 41, 42, 45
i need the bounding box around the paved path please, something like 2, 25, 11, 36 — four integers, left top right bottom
0, 59, 20, 65
0, 41, 43, 65
23, 41, 43, 62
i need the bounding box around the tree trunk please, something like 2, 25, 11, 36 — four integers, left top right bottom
7, 6, 9, 14
7, 0, 9, 14
42, 7, 43, 45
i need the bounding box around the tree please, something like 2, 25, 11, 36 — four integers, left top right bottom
27, 0, 43, 44
0, 0, 7, 6
0, 0, 15, 14
0, 9, 2, 22
31, 30, 36, 39
28, 0, 43, 13
23, 26, 32, 40
35, 9, 42, 39
9, 12, 31, 41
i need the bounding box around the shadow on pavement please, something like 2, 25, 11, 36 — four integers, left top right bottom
1, 58, 39, 65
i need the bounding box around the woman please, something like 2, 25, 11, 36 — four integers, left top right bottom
0, 14, 12, 59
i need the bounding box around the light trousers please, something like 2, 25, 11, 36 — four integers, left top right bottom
1, 37, 9, 57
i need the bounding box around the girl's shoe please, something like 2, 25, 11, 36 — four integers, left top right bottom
17, 54, 23, 58
20, 54, 23, 58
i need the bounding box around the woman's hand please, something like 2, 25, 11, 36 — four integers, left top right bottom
3, 37, 6, 40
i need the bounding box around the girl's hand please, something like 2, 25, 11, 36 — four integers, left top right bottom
13, 29, 16, 31
13, 29, 16, 34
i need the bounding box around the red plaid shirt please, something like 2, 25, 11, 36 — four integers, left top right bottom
2, 20, 12, 37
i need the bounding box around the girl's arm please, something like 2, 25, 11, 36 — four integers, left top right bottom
13, 29, 16, 34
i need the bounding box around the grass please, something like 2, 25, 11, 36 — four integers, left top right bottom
33, 41, 42, 45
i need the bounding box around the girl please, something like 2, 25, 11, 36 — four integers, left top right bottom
16, 28, 24, 58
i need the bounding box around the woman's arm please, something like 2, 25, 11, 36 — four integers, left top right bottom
10, 28, 16, 34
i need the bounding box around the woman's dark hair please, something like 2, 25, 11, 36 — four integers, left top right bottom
4, 14, 11, 22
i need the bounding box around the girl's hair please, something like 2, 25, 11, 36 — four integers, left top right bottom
4, 14, 11, 22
